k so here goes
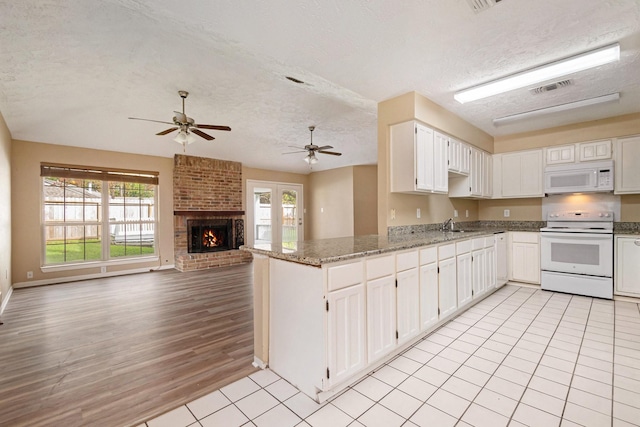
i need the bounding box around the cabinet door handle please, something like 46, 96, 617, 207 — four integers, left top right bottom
635, 239, 640, 246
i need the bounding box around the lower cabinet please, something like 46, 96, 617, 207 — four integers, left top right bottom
397, 266, 420, 345
456, 240, 473, 307
327, 284, 366, 387
472, 240, 487, 299
438, 244, 458, 318
615, 235, 640, 297
419, 247, 439, 331
510, 232, 540, 284
366, 274, 396, 363
496, 233, 508, 286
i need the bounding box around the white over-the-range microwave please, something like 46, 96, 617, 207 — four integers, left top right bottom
544, 160, 614, 194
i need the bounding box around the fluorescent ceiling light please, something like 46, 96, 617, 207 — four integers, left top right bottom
455, 43, 620, 103
492, 92, 620, 126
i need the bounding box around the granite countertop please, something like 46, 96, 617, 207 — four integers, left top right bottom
240, 229, 503, 266
614, 222, 640, 235
241, 221, 546, 266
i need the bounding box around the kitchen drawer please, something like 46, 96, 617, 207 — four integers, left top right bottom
472, 237, 485, 250
396, 250, 419, 272
420, 246, 437, 265
328, 261, 364, 291
484, 236, 495, 247
366, 254, 395, 280
456, 239, 472, 254
511, 232, 539, 244
439, 243, 456, 260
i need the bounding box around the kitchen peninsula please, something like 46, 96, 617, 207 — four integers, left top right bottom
241, 223, 540, 402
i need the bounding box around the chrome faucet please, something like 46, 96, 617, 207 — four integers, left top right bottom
442, 218, 455, 231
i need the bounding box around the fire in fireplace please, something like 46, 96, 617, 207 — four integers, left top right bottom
188, 219, 233, 253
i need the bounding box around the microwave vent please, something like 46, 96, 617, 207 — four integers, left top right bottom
466, 0, 503, 13
530, 79, 573, 95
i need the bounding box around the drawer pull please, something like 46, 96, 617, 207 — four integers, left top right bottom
635, 240, 640, 246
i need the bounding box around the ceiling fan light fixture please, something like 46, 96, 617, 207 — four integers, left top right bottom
304, 153, 318, 164
454, 43, 620, 104
174, 130, 196, 145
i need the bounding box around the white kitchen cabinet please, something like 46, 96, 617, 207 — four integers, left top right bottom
495, 233, 508, 287
327, 283, 367, 387
615, 135, 640, 194
615, 236, 640, 297
438, 244, 458, 318
456, 240, 473, 308
448, 137, 470, 175
545, 145, 575, 165
486, 240, 496, 290
365, 254, 396, 363
482, 152, 493, 198
419, 247, 439, 331
500, 149, 544, 198
471, 238, 487, 299
433, 131, 449, 193
471, 147, 483, 197
396, 250, 420, 345
579, 140, 612, 162
510, 232, 540, 284
390, 121, 447, 194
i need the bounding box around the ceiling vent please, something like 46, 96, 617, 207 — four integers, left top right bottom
466, 0, 503, 13
529, 79, 574, 95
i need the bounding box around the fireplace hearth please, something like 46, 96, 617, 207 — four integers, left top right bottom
188, 219, 233, 253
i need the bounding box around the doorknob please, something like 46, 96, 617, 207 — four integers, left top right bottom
298, 218, 303, 225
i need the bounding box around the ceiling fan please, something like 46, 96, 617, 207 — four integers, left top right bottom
283, 126, 342, 164
128, 90, 231, 146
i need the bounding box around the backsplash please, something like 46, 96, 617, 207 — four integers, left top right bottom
387, 220, 546, 236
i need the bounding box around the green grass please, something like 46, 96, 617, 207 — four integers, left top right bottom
45, 239, 154, 264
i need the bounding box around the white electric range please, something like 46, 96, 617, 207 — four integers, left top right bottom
540, 210, 614, 299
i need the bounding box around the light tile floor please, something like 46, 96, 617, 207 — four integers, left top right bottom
143, 285, 640, 427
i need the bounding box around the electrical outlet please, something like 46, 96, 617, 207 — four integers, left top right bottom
466, 210, 469, 218
320, 207, 324, 213
416, 208, 421, 219
391, 209, 396, 220
504, 209, 510, 218
27, 271, 33, 279
453, 210, 458, 218
101, 266, 107, 274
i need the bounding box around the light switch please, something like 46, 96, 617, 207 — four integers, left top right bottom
391, 209, 396, 220
454, 210, 458, 218
466, 210, 469, 218
417, 208, 421, 218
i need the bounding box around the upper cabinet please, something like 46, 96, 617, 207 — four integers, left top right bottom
544, 140, 612, 166
495, 149, 544, 198
449, 146, 492, 199
390, 121, 448, 194
615, 135, 640, 194
448, 137, 470, 175
545, 145, 575, 165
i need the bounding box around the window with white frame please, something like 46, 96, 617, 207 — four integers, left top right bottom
41, 164, 158, 265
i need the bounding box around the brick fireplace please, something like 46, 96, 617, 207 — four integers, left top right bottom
173, 155, 252, 271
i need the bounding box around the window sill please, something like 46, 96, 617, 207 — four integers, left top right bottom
41, 256, 160, 273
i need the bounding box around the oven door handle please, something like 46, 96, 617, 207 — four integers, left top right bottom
540, 232, 613, 241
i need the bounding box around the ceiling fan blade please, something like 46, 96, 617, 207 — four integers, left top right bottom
195, 124, 232, 131
288, 145, 307, 150
129, 117, 175, 125
318, 150, 342, 156
316, 145, 333, 150
191, 128, 215, 141
156, 127, 178, 136
282, 150, 308, 154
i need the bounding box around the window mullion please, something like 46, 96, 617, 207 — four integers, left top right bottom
102, 180, 109, 261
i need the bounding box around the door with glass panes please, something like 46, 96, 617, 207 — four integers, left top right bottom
246, 180, 303, 248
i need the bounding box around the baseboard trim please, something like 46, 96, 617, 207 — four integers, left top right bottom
0, 286, 13, 315
13, 265, 176, 289
252, 357, 268, 369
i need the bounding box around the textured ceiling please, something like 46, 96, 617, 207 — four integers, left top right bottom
1, 0, 639, 174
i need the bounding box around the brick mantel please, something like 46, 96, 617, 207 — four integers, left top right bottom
173, 155, 251, 271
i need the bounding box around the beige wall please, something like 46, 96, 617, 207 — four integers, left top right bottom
11, 140, 175, 285
0, 112, 11, 306
353, 165, 378, 236
242, 166, 311, 239
478, 198, 543, 221
308, 166, 355, 239
494, 113, 640, 153
378, 92, 491, 234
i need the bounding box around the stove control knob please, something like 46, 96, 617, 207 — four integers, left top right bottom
605, 213, 611, 217
598, 213, 604, 217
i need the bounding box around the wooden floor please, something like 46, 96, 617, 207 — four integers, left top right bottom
0, 265, 257, 427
